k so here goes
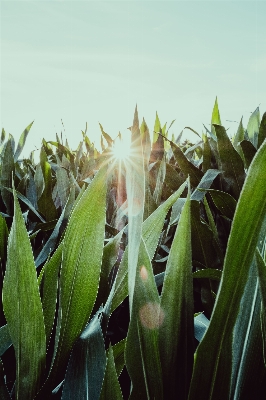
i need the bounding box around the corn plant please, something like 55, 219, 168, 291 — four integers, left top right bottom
0, 98, 266, 399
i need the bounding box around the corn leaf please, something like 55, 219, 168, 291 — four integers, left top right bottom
61, 310, 106, 400
159, 188, 194, 399
213, 124, 245, 200
211, 96, 222, 136
37, 148, 57, 221
126, 106, 145, 315
240, 139, 257, 169
247, 106, 260, 148
0, 138, 14, 215
193, 268, 222, 281
170, 140, 203, 187
112, 181, 187, 313
0, 214, 8, 261
0, 325, 12, 356
38, 242, 63, 346
14, 121, 34, 162
194, 313, 210, 342
207, 189, 237, 220
188, 137, 266, 400
2, 187, 46, 399
125, 239, 163, 399
258, 111, 266, 149
100, 345, 124, 400
48, 165, 107, 386
190, 169, 221, 202
231, 262, 266, 399
112, 338, 126, 377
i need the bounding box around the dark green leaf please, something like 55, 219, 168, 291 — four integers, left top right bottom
188, 137, 266, 400
100, 345, 123, 400
240, 139, 257, 169
193, 268, 222, 281
213, 124, 245, 199
62, 311, 106, 400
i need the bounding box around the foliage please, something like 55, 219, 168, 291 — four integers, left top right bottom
0, 98, 266, 399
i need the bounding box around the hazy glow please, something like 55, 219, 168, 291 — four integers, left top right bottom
139, 302, 165, 329
112, 137, 131, 161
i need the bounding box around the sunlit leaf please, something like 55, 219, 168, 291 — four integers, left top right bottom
159, 188, 194, 399
2, 187, 46, 399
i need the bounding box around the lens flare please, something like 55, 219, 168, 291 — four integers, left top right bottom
139, 302, 165, 329
112, 137, 131, 161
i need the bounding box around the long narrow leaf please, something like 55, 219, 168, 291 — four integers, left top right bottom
2, 187, 46, 399
159, 187, 194, 399
188, 136, 266, 399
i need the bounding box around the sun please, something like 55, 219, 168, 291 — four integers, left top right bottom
112, 137, 132, 161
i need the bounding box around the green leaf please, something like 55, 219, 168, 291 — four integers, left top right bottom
194, 313, 210, 342
258, 111, 266, 149
2, 187, 46, 399
35, 189, 75, 268
202, 134, 212, 173
159, 188, 194, 399
3, 187, 46, 223
153, 111, 161, 143
126, 105, 145, 314
231, 262, 266, 399
190, 169, 221, 202
153, 157, 166, 206
112, 181, 187, 313
170, 140, 203, 187
0, 325, 12, 356
0, 214, 8, 261
191, 200, 219, 270
49, 165, 107, 386
207, 189, 237, 220
14, 121, 34, 161
188, 136, 266, 400
55, 167, 70, 209
112, 338, 126, 377
247, 106, 260, 148
233, 117, 245, 160
240, 139, 257, 169
0, 138, 14, 215
99, 123, 113, 147
213, 124, 245, 199
61, 310, 106, 400
100, 345, 123, 400
211, 96, 222, 136
125, 240, 163, 399
37, 149, 57, 221
38, 243, 63, 345
193, 268, 222, 281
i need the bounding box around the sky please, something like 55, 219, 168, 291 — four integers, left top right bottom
1, 0, 265, 157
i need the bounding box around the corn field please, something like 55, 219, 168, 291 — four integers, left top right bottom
0, 97, 266, 399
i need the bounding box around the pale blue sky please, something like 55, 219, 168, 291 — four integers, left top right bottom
1, 1, 265, 157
